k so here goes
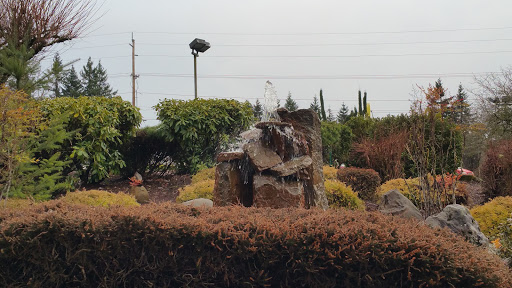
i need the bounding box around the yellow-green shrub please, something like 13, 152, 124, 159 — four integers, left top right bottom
61, 190, 140, 208
0, 199, 35, 210
471, 197, 512, 266
323, 166, 338, 181
191, 167, 216, 184
377, 178, 421, 206
325, 180, 364, 210
176, 179, 215, 203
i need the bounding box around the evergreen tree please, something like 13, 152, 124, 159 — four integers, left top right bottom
327, 108, 335, 122
81, 57, 117, 97
358, 90, 363, 116
284, 91, 298, 111
452, 83, 471, 125
337, 103, 349, 123
319, 89, 327, 121
49, 53, 66, 98
61, 65, 82, 97
310, 94, 321, 117
435, 78, 453, 119
253, 99, 263, 121
363, 91, 368, 116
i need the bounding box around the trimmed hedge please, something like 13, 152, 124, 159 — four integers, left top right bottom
324, 179, 364, 210
61, 190, 140, 208
0, 202, 510, 287
337, 167, 381, 202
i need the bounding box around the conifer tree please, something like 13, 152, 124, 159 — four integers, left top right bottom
253, 99, 263, 121
327, 108, 335, 122
319, 89, 327, 121
284, 91, 298, 111
81, 57, 117, 97
61, 65, 82, 97
452, 84, 471, 125
363, 91, 368, 117
310, 94, 321, 117
49, 53, 66, 98
337, 103, 349, 123
358, 90, 363, 116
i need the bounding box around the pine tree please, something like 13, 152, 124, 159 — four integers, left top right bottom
310, 95, 321, 117
319, 89, 327, 121
327, 108, 335, 122
284, 91, 298, 111
49, 53, 66, 98
61, 65, 82, 97
337, 103, 349, 123
253, 99, 263, 121
452, 84, 471, 125
81, 57, 117, 97
434, 78, 453, 119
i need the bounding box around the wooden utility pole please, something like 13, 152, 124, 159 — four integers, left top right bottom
129, 33, 138, 106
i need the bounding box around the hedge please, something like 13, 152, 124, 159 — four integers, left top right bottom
337, 167, 381, 202
0, 202, 510, 287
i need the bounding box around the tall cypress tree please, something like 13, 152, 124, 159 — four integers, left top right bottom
319, 89, 327, 121
61, 65, 82, 98
284, 91, 298, 111
358, 90, 363, 116
363, 91, 368, 117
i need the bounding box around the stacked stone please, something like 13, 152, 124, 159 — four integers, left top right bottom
213, 109, 328, 210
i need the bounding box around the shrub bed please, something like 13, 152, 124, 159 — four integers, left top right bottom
175, 167, 216, 203
337, 167, 381, 201
0, 202, 510, 287
324, 180, 364, 210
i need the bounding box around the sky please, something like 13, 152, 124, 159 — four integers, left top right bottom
41, 0, 512, 127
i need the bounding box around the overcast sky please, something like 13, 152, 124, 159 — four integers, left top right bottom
42, 0, 512, 126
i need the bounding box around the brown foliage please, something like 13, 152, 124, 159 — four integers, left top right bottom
0, 201, 510, 287
0, 0, 99, 56
480, 140, 512, 199
352, 130, 408, 181
337, 167, 381, 202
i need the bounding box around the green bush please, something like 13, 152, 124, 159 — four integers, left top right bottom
61, 190, 140, 208
471, 197, 512, 266
324, 179, 364, 210
175, 167, 216, 203
155, 98, 253, 174
0, 202, 510, 287
40, 96, 142, 183
321, 122, 353, 165
480, 140, 512, 199
337, 167, 381, 202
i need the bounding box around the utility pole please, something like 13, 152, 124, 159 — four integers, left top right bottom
129, 33, 138, 106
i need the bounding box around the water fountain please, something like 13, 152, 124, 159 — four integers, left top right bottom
214, 82, 328, 210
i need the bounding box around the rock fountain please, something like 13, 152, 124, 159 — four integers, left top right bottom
213, 82, 328, 210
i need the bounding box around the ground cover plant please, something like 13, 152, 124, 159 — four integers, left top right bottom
0, 202, 510, 287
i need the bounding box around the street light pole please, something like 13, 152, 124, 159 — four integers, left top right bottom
189, 38, 211, 100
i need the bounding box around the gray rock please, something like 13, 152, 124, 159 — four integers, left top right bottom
269, 155, 312, 177
379, 190, 423, 221
129, 185, 149, 204
133, 171, 143, 181
425, 204, 489, 246
240, 128, 263, 142
182, 198, 213, 208
243, 141, 283, 172
253, 175, 304, 208
277, 108, 328, 210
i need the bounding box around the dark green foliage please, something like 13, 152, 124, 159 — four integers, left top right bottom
49, 53, 66, 98
363, 91, 368, 116
121, 125, 178, 177
310, 94, 321, 117
12, 113, 74, 200
40, 96, 142, 183
61, 66, 82, 98
155, 98, 254, 174
337, 103, 349, 123
345, 116, 376, 140
337, 167, 381, 201
358, 90, 363, 116
284, 91, 298, 111
80, 57, 117, 97
321, 122, 353, 165
452, 84, 471, 125
480, 140, 512, 200
319, 89, 327, 121
253, 99, 263, 121
1, 202, 510, 287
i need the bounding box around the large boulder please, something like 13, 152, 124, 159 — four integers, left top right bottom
243, 141, 283, 172
379, 190, 423, 221
277, 108, 328, 210
425, 204, 489, 246
269, 155, 312, 177
253, 175, 304, 208
213, 160, 251, 207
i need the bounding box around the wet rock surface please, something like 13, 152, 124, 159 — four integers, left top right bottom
270, 155, 312, 177
253, 175, 304, 208
244, 141, 283, 172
